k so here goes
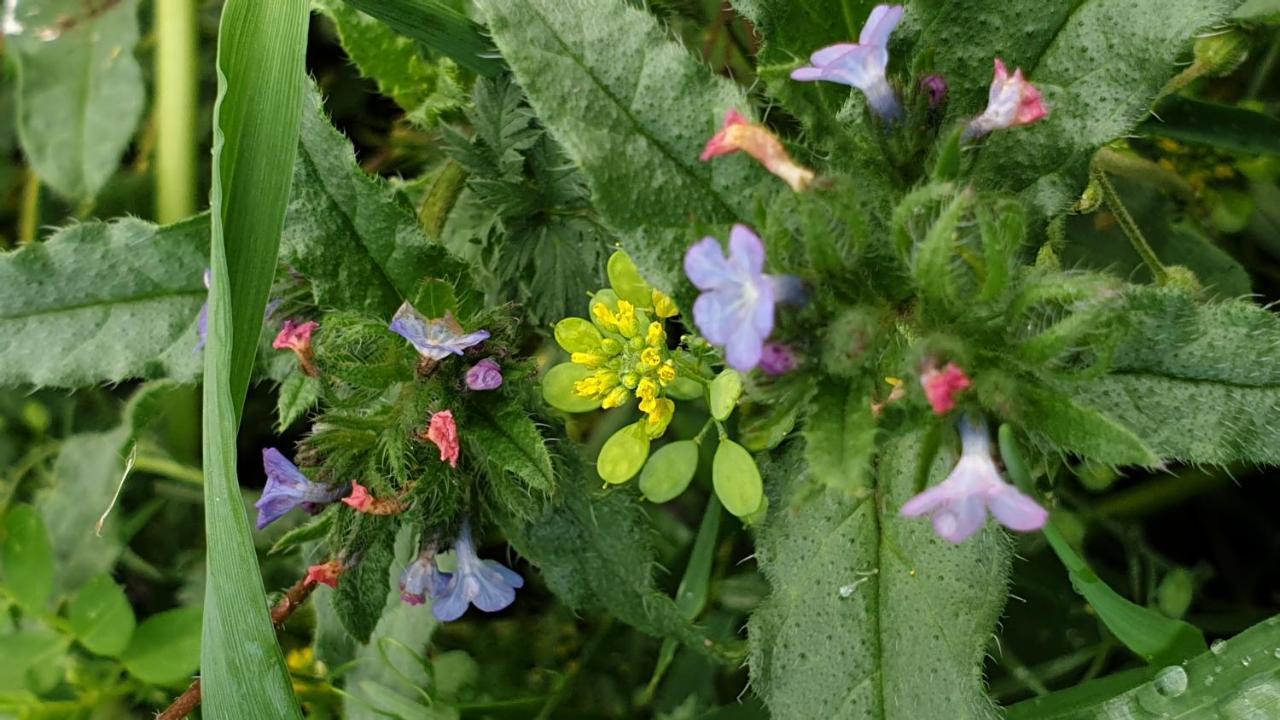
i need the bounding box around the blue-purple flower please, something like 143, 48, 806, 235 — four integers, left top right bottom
399, 551, 450, 606
255, 448, 344, 530
465, 358, 504, 391
685, 225, 801, 371
389, 302, 490, 361
430, 520, 524, 622
900, 417, 1048, 543
790, 4, 905, 121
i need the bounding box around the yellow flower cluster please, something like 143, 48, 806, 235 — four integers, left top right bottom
572, 299, 678, 437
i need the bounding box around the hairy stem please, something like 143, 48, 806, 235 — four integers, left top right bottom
1089, 162, 1168, 285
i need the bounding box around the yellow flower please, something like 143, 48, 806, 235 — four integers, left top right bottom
658, 361, 677, 384
287, 647, 314, 672
616, 300, 639, 337
636, 377, 659, 402
592, 303, 620, 332
602, 386, 630, 409
652, 290, 678, 319
573, 377, 600, 398
644, 399, 675, 438
639, 347, 662, 371
646, 321, 665, 348
571, 351, 608, 368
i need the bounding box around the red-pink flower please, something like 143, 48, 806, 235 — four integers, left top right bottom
966, 58, 1047, 139
701, 109, 815, 192
273, 319, 320, 376
342, 481, 374, 512
921, 361, 971, 415
305, 560, 343, 589
426, 410, 460, 468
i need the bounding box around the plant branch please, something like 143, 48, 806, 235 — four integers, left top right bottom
1088, 161, 1168, 285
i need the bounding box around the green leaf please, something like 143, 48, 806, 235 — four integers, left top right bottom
121, 606, 202, 686
803, 379, 876, 493
999, 382, 1160, 467
284, 86, 468, 316
1, 505, 54, 610
1006, 614, 1280, 720
202, 0, 309, 715
464, 401, 555, 492
38, 432, 127, 592
970, 0, 1240, 214
1142, 97, 1280, 155
0, 628, 69, 694
476, 0, 768, 289
411, 279, 458, 318
10, 0, 145, 199
498, 452, 714, 654
276, 374, 320, 432
1063, 179, 1250, 299
333, 516, 398, 643
340, 0, 502, 76
315, 0, 467, 127
69, 574, 136, 657
1234, 0, 1280, 21
268, 509, 336, 556
749, 434, 1011, 719
0, 216, 208, 388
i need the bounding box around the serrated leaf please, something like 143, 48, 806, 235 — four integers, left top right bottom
69, 574, 136, 657
497, 451, 714, 654
315, 0, 467, 127
0, 216, 208, 388
333, 516, 398, 643
121, 606, 202, 686
476, 0, 768, 290
10, 0, 145, 199
803, 379, 876, 493
464, 402, 554, 492
1, 505, 54, 610
283, 85, 468, 316
268, 510, 336, 556
276, 373, 321, 432
970, 0, 1240, 214
749, 434, 1011, 719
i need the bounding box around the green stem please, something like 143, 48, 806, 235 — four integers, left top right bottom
18, 168, 40, 245
134, 453, 205, 486
1089, 163, 1168, 285
1093, 147, 1196, 203
154, 0, 198, 222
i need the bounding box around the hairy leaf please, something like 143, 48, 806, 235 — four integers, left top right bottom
276, 374, 321, 432
749, 434, 1010, 719
0, 217, 207, 388
477, 0, 770, 289
464, 401, 554, 493
10, 0, 145, 199
970, 0, 1240, 214
803, 379, 877, 493
315, 0, 467, 126
284, 87, 467, 316
340, 0, 502, 76
333, 516, 399, 643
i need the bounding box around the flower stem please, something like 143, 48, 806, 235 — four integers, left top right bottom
1089, 162, 1168, 285
18, 168, 40, 246
154, 0, 198, 222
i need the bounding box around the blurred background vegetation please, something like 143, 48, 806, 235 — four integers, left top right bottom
1, 1, 1279, 717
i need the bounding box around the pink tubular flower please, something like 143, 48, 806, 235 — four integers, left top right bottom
305, 560, 343, 589
342, 482, 374, 512
273, 319, 320, 377
901, 417, 1048, 543
921, 361, 971, 415
426, 410, 460, 468
701, 109, 815, 192
965, 58, 1048, 139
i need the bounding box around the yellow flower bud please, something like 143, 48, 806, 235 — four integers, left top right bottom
602, 386, 630, 409
600, 338, 622, 355
571, 352, 608, 368
639, 347, 662, 371
644, 399, 675, 438
652, 290, 678, 319
592, 303, 619, 332
573, 377, 600, 398
616, 300, 638, 337
595, 369, 619, 390
621, 372, 639, 389
646, 321, 665, 348
658, 361, 677, 384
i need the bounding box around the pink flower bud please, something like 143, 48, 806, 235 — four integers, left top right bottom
341, 482, 374, 513
425, 410, 460, 468
305, 560, 343, 589
273, 319, 320, 376
920, 74, 948, 109
920, 361, 971, 415
966, 58, 1047, 139
465, 358, 503, 391
701, 109, 815, 192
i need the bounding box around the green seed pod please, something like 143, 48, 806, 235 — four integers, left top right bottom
554, 317, 602, 353
597, 423, 651, 484
712, 439, 763, 517
742, 494, 769, 527
665, 376, 703, 401
709, 369, 743, 421
606, 250, 653, 307
542, 363, 601, 413
639, 441, 699, 503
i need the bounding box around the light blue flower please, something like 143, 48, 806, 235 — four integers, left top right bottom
685, 225, 802, 371
431, 520, 524, 622
790, 4, 905, 121
389, 302, 490, 361
399, 551, 451, 606
255, 448, 343, 530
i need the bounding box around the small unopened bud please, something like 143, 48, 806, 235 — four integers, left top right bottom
920, 74, 948, 109
1194, 30, 1249, 78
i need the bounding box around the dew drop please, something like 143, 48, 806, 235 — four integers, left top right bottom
1212, 639, 1229, 655
1242, 655, 1252, 667
1153, 666, 1188, 698
838, 584, 855, 598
